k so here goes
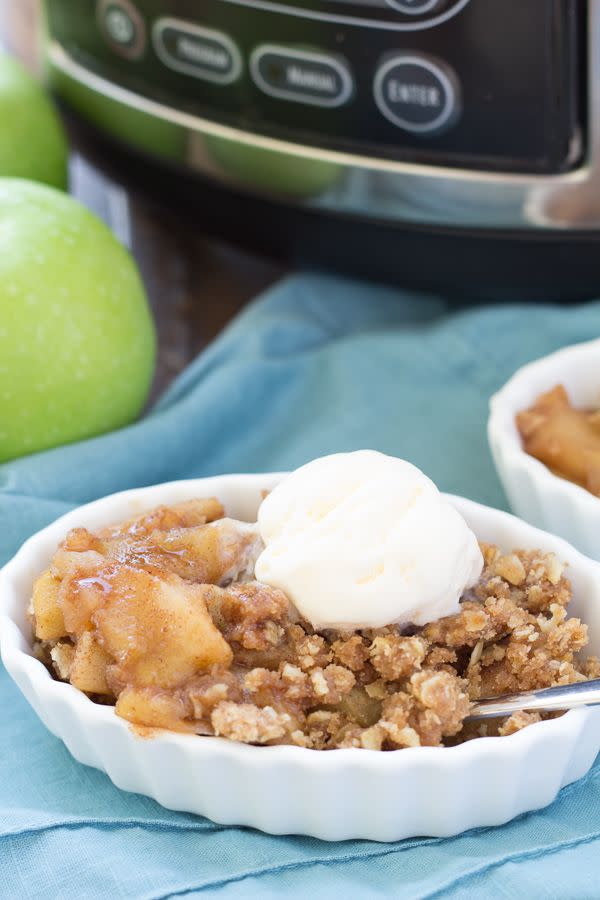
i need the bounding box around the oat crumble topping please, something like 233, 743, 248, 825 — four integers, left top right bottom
31, 501, 600, 750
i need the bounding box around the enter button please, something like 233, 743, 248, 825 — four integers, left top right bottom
250, 46, 353, 108
374, 54, 460, 135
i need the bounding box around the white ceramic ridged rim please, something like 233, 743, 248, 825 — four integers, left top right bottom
2, 473, 600, 842
488, 338, 600, 562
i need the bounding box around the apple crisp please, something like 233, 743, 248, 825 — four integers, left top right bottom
31, 498, 600, 750
517, 384, 600, 497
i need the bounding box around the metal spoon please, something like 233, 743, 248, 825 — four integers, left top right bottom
467, 677, 600, 721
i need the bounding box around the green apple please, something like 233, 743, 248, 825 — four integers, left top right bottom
0, 53, 68, 189
0, 178, 156, 463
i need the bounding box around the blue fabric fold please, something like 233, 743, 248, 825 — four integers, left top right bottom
3, 272, 600, 899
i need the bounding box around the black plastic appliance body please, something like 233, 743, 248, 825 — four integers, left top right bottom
42, 0, 600, 300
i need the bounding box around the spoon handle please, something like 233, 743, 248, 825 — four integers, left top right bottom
468, 677, 600, 721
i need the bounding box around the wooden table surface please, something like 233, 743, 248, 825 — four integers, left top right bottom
1, 0, 287, 400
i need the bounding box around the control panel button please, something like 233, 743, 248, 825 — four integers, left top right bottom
153, 19, 242, 85
250, 46, 353, 108
96, 0, 146, 59
374, 54, 460, 134
384, 0, 444, 14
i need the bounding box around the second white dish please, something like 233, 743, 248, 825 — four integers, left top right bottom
489, 338, 600, 561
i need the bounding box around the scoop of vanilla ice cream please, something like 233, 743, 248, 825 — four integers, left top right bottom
255, 450, 483, 630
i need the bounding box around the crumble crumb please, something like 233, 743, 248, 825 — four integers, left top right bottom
50, 642, 75, 681
369, 634, 427, 680
498, 710, 542, 736
211, 701, 291, 744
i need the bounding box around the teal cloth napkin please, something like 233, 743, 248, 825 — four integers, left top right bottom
3, 273, 600, 899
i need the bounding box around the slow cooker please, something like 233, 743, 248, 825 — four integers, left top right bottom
42, 0, 600, 299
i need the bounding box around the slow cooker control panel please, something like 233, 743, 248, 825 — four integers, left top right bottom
46, 0, 582, 174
